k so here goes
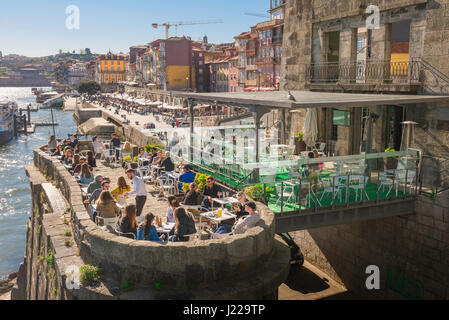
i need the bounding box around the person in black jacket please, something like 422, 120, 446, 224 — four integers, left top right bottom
201, 177, 222, 210
183, 183, 202, 206
160, 152, 175, 172
164, 208, 196, 242
119, 205, 137, 239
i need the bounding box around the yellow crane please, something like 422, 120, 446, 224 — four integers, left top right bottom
152, 20, 223, 39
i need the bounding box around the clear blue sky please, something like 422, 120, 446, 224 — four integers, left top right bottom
0, 0, 270, 57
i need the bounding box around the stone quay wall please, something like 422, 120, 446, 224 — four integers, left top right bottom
12, 146, 290, 300
290, 194, 449, 300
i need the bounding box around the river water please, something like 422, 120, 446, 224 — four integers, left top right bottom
0, 87, 78, 280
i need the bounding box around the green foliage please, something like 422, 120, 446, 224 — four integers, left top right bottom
244, 184, 276, 202
64, 240, 73, 247
78, 81, 101, 95
194, 173, 210, 191
182, 183, 190, 193
64, 230, 72, 237
145, 144, 165, 153
79, 265, 102, 285
385, 147, 396, 153
122, 279, 134, 292
46, 249, 55, 269
297, 132, 304, 141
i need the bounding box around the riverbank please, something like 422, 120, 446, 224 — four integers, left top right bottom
0, 273, 17, 300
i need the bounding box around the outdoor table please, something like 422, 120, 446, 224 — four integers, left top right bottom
212, 197, 239, 210
156, 222, 176, 239
81, 187, 89, 195
200, 210, 236, 233
64, 164, 72, 170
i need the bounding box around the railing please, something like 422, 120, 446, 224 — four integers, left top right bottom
272, 36, 283, 44
246, 65, 259, 71
256, 57, 274, 65
246, 48, 257, 56
307, 60, 421, 85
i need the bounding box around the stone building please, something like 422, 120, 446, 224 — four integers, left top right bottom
278, 0, 449, 299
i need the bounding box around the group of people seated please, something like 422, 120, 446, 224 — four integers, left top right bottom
49, 133, 98, 185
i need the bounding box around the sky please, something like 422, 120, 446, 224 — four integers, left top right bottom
0, 0, 270, 57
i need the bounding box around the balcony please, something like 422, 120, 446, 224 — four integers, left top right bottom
272, 36, 283, 44
256, 57, 274, 65
245, 79, 257, 86
307, 60, 422, 93
246, 65, 259, 71
246, 48, 257, 56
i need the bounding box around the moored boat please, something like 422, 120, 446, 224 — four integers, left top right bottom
0, 101, 18, 145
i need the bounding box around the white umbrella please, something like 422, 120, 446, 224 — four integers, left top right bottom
302, 108, 318, 148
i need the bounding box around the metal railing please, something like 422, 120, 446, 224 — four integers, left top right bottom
419, 154, 449, 196
307, 59, 421, 85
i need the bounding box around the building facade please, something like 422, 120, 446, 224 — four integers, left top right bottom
279, 0, 449, 300
96, 53, 126, 84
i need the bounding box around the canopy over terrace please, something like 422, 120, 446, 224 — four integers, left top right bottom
173, 90, 449, 163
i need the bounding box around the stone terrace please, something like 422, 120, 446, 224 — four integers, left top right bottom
90, 160, 169, 219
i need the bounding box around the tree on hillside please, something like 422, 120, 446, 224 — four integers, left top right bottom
78, 81, 101, 95
85, 48, 92, 56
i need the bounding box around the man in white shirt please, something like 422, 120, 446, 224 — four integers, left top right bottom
124, 169, 147, 217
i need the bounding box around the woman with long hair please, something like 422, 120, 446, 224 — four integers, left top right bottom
183, 183, 201, 206
72, 154, 81, 168
63, 149, 73, 166
111, 176, 131, 205
80, 163, 94, 185
119, 205, 137, 238
87, 151, 97, 168
137, 213, 163, 242
95, 190, 121, 221
165, 207, 196, 242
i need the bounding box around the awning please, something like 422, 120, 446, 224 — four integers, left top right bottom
173, 90, 449, 109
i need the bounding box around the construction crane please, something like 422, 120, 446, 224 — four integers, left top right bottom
152, 20, 223, 39
244, 12, 270, 19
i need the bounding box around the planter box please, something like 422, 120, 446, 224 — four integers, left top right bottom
295, 139, 307, 154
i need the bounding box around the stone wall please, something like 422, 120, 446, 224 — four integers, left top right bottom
291, 194, 449, 299
13, 146, 290, 300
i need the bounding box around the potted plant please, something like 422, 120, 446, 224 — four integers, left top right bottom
295, 132, 306, 154
384, 147, 398, 170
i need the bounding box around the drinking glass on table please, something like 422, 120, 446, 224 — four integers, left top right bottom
218, 192, 223, 199
217, 209, 222, 218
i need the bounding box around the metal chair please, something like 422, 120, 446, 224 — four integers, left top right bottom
95, 216, 119, 228
377, 172, 394, 197
114, 227, 136, 240
275, 182, 296, 207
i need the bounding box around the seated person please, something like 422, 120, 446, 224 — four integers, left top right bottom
111, 176, 131, 205
201, 177, 222, 210
87, 175, 103, 194
85, 180, 110, 207
119, 205, 137, 239
137, 213, 163, 242
148, 148, 157, 163
162, 208, 196, 242
138, 147, 149, 159
152, 151, 164, 167
231, 191, 249, 220
215, 201, 260, 235
179, 165, 196, 191
87, 151, 97, 168
166, 196, 179, 223
95, 191, 121, 223
72, 154, 81, 173
73, 157, 91, 176
52, 145, 64, 157
183, 183, 202, 206
80, 163, 94, 185
63, 150, 74, 166
160, 152, 175, 172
